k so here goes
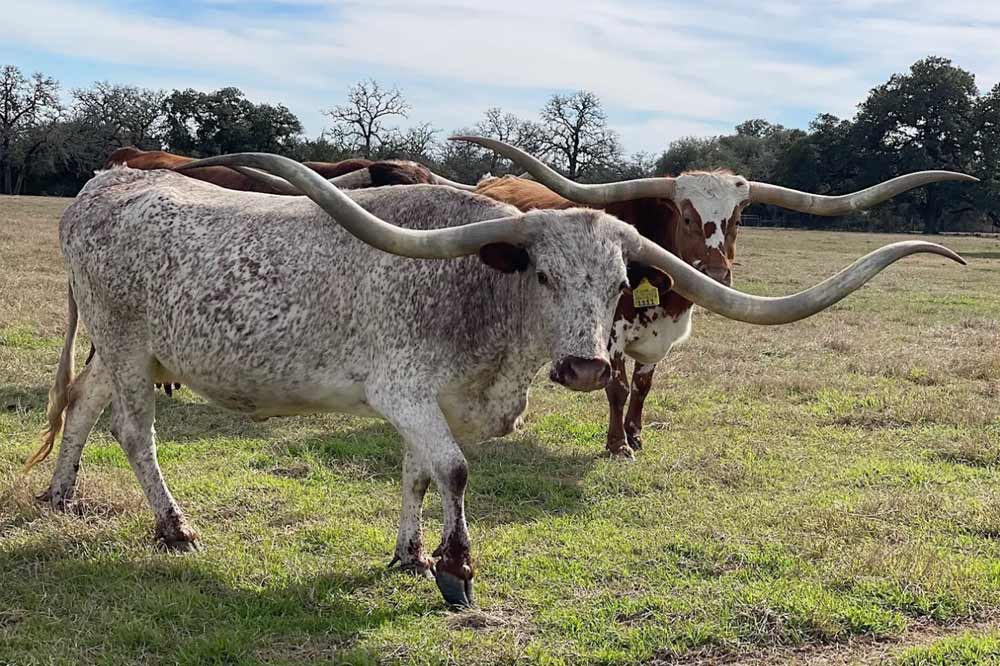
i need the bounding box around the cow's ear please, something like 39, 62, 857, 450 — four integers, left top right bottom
479, 243, 530, 273
626, 263, 674, 291
646, 267, 674, 290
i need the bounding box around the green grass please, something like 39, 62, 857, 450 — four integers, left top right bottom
2, 195, 1000, 664
0, 325, 63, 350
898, 632, 1000, 665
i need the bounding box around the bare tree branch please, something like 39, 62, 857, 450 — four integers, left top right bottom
536, 91, 621, 180
323, 79, 410, 158
0, 65, 63, 194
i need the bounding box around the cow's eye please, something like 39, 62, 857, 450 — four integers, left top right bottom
537, 271, 549, 285
619, 281, 629, 292
683, 217, 691, 225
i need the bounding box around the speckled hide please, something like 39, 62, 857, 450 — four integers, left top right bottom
41, 167, 638, 605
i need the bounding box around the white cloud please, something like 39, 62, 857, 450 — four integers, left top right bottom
1, 0, 999, 152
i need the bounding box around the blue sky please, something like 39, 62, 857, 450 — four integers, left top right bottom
2, 0, 999, 154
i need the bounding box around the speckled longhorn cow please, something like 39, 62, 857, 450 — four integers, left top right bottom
454, 137, 978, 458
26, 152, 964, 608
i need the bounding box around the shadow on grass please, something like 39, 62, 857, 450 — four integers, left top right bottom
6, 382, 599, 527
0, 535, 425, 664
961, 251, 1000, 260
1, 382, 290, 442
267, 422, 598, 525
0, 384, 48, 412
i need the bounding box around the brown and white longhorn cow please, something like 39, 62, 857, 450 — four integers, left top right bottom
456, 137, 977, 458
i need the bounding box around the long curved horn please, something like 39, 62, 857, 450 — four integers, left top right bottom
450, 136, 675, 203
634, 237, 965, 325
428, 172, 477, 191
177, 153, 529, 259
749, 172, 979, 215
220, 164, 377, 193
227, 165, 301, 195
178, 154, 967, 326
454, 137, 979, 215
221, 162, 477, 193
198, 163, 399, 193
329, 169, 373, 188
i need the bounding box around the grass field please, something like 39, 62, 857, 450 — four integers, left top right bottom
2, 194, 1000, 665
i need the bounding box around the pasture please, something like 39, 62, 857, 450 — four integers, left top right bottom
3, 194, 1000, 665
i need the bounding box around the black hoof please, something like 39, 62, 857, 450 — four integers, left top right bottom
36, 489, 71, 511
158, 537, 200, 553
626, 433, 644, 450
434, 568, 475, 609
609, 445, 635, 461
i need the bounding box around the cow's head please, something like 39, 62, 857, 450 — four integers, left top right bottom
670, 172, 750, 287
479, 210, 642, 391
369, 160, 436, 186
449, 136, 976, 291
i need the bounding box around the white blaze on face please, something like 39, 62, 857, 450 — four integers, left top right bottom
674, 173, 750, 249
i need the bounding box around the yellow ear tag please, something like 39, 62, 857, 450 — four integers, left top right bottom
632, 278, 660, 309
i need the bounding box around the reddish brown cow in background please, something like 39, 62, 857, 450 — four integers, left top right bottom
461, 137, 976, 458
105, 148, 442, 192
105, 147, 290, 194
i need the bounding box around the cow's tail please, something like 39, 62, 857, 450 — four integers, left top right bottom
23, 283, 79, 472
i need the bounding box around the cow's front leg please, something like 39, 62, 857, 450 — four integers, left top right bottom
427, 437, 474, 608
374, 391, 475, 608
389, 448, 433, 578
624, 362, 656, 451
604, 352, 634, 458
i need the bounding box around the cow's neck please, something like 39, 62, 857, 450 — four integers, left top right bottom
606, 199, 695, 319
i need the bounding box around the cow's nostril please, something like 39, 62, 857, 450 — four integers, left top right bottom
553, 356, 610, 391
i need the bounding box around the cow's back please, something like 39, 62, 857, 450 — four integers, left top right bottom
474, 176, 578, 212
63, 171, 528, 400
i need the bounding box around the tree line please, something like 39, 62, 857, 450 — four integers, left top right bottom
2, 57, 999, 233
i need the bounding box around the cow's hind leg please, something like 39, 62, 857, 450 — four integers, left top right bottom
388, 447, 433, 578
108, 358, 198, 551
604, 351, 634, 458
39, 356, 114, 509
624, 362, 656, 451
